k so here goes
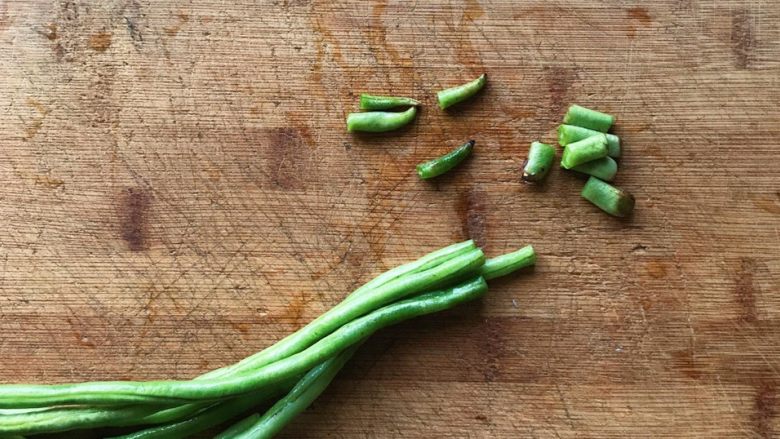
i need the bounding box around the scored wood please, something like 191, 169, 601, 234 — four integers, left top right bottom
0, 0, 778, 437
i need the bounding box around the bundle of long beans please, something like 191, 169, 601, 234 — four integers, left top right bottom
0, 241, 535, 438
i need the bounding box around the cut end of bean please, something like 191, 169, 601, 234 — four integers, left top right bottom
581, 177, 635, 217
522, 141, 555, 183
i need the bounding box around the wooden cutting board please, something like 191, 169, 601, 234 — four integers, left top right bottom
1, 1, 779, 437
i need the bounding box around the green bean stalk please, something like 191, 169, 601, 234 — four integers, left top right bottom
0, 242, 536, 438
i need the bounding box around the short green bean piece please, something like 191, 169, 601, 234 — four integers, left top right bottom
224, 345, 361, 439
560, 134, 608, 169
522, 142, 555, 183
359, 94, 419, 110
558, 124, 620, 158
346, 107, 417, 133
581, 177, 635, 217
562, 104, 614, 132
437, 74, 486, 109
416, 140, 474, 180
570, 156, 618, 182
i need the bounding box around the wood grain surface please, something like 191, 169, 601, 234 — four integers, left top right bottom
1, 0, 779, 437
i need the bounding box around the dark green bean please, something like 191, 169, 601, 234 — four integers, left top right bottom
560, 134, 608, 169
558, 124, 620, 158
359, 94, 419, 110
0, 250, 485, 408
437, 74, 486, 109
416, 140, 474, 180
581, 177, 635, 217
522, 142, 555, 183
562, 104, 614, 132
346, 107, 416, 132
569, 156, 618, 182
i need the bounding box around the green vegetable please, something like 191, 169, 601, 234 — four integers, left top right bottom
570, 156, 618, 182
521, 142, 555, 182
346, 107, 417, 133
581, 177, 635, 217
558, 124, 620, 158
223, 345, 361, 439
480, 246, 536, 280
0, 243, 539, 437
0, 250, 485, 408
437, 74, 486, 110
416, 140, 474, 180
109, 391, 285, 439
562, 104, 614, 132
560, 134, 608, 169
359, 94, 419, 110
0, 242, 481, 433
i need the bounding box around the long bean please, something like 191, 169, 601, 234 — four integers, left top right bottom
114, 277, 487, 439
222, 247, 537, 438
0, 262, 485, 408
224, 345, 360, 439
0, 243, 480, 431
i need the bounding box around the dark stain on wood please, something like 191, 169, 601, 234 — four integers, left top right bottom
88, 31, 112, 52
749, 193, 780, 215
268, 127, 310, 190
752, 381, 777, 438
119, 187, 151, 251
645, 260, 667, 279
628, 7, 652, 25
731, 9, 755, 69
669, 348, 702, 380
545, 66, 576, 119
626, 7, 651, 39
39, 23, 58, 40
457, 188, 487, 248
735, 257, 758, 323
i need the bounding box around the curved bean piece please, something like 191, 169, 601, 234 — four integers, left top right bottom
416, 140, 474, 180
437, 74, 486, 109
